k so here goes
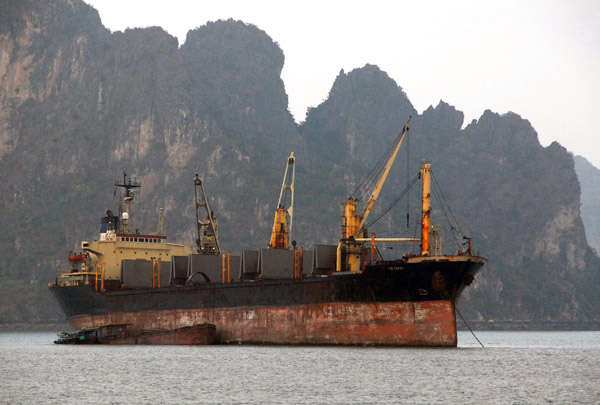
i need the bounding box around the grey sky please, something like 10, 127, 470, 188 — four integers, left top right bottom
84, 0, 600, 168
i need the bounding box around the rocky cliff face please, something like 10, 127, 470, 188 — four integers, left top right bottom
575, 156, 600, 255
0, 0, 597, 326
301, 65, 416, 165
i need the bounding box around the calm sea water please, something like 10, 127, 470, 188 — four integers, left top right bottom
0, 331, 598, 404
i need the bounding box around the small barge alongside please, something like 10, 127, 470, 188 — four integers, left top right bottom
54, 323, 216, 345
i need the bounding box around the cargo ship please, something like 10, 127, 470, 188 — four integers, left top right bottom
49, 117, 486, 346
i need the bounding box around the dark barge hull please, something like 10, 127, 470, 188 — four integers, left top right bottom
103, 324, 216, 345
49, 255, 485, 347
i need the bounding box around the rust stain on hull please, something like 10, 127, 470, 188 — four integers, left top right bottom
70, 300, 457, 347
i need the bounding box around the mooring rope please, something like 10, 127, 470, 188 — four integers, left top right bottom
456, 306, 485, 348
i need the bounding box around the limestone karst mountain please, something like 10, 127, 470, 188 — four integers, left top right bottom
0, 0, 598, 327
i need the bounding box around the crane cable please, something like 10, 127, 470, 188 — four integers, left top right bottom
349, 128, 407, 201
363, 172, 420, 230
430, 169, 466, 251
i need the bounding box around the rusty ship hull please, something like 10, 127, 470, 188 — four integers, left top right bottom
50, 255, 485, 347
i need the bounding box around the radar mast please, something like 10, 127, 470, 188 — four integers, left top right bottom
115, 172, 141, 234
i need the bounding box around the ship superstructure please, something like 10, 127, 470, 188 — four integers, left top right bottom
54, 173, 193, 291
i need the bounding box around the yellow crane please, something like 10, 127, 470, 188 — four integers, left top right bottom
268, 152, 296, 249
337, 116, 417, 272
194, 174, 220, 255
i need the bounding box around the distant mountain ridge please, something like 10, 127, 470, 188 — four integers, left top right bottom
0, 0, 598, 328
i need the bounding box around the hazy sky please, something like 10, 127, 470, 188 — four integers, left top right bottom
84, 0, 600, 168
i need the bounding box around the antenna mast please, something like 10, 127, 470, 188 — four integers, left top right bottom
156, 208, 164, 236
115, 172, 141, 234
